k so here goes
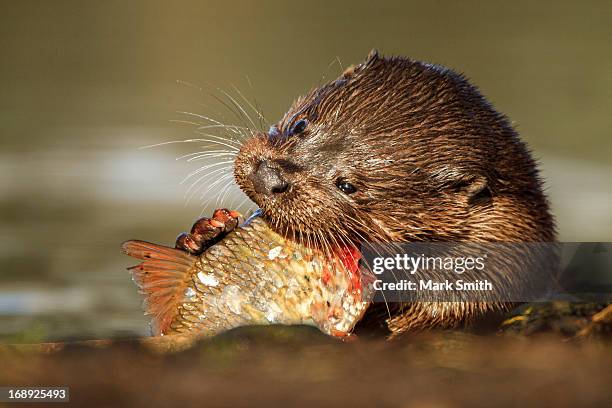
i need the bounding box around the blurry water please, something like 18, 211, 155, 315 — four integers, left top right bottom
0, 129, 255, 341
1, 0, 610, 341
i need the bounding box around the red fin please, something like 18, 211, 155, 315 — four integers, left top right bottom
122, 240, 196, 335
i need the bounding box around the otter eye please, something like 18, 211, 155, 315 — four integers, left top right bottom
336, 179, 357, 195
289, 119, 308, 135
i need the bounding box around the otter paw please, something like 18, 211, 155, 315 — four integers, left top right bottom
175, 208, 242, 255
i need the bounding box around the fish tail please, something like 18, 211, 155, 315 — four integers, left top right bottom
121, 240, 197, 336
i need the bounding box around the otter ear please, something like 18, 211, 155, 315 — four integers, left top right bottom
343, 50, 381, 78
366, 49, 380, 62
455, 175, 492, 204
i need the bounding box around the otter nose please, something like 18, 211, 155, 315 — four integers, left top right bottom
251, 161, 289, 195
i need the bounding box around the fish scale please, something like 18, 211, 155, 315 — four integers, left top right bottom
123, 217, 372, 338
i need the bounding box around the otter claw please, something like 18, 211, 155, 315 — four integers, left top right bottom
209, 219, 225, 228
212, 208, 241, 230
175, 208, 242, 255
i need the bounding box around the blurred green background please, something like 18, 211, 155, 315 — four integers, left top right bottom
1, 0, 611, 341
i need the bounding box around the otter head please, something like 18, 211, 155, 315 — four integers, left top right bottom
234, 51, 555, 251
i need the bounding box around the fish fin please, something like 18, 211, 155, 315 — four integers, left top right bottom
121, 240, 197, 336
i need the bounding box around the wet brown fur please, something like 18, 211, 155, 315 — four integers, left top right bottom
234, 51, 556, 336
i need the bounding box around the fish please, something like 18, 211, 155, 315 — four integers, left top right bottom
122, 216, 373, 338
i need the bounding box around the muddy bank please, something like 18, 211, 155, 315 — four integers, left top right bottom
1, 325, 610, 407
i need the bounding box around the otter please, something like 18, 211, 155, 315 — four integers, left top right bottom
175, 51, 556, 336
